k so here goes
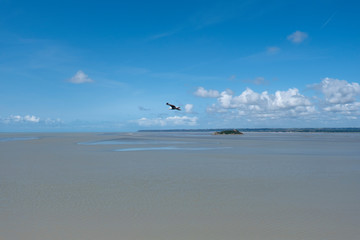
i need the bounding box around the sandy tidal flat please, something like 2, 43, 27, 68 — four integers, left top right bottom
1, 132, 360, 240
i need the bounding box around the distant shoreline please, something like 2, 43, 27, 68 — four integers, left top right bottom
138, 128, 360, 133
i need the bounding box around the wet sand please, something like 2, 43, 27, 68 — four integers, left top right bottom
1, 132, 360, 240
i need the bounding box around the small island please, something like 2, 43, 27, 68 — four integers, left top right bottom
213, 129, 243, 135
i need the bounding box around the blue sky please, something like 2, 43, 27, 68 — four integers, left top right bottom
1, 0, 360, 131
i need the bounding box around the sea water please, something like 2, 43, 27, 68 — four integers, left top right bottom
1, 132, 360, 240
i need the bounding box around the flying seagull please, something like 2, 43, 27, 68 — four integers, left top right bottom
166, 102, 181, 110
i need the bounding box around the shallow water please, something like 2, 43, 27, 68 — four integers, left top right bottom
79, 140, 191, 146
1, 132, 360, 240
0, 136, 39, 142
115, 146, 231, 151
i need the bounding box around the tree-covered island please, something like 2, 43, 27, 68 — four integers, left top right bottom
213, 129, 243, 135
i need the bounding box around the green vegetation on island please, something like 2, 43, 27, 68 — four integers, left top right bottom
213, 129, 243, 135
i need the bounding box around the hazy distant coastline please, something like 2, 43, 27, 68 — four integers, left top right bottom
139, 128, 360, 133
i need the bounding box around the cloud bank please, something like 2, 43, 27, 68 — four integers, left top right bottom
315, 77, 360, 104
204, 87, 315, 119
0, 115, 63, 128
195, 78, 360, 122
312, 77, 360, 115
2, 115, 41, 123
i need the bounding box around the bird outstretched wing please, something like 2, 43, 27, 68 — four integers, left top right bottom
166, 102, 181, 110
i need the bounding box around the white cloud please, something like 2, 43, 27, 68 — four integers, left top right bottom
221, 87, 311, 110
315, 77, 360, 104
310, 77, 360, 115
167, 116, 198, 126
194, 87, 220, 98
68, 70, 93, 84
323, 102, 360, 113
184, 104, 193, 113
137, 116, 198, 127
1, 115, 65, 125
23, 115, 40, 123
198, 87, 315, 119
197, 78, 360, 124
272, 88, 312, 109
287, 31, 308, 43
137, 118, 166, 126
45, 118, 63, 124
10, 115, 22, 122
2, 115, 40, 123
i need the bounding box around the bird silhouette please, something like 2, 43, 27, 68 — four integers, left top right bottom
166, 103, 181, 110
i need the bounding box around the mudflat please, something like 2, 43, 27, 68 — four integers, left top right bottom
1, 132, 360, 240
